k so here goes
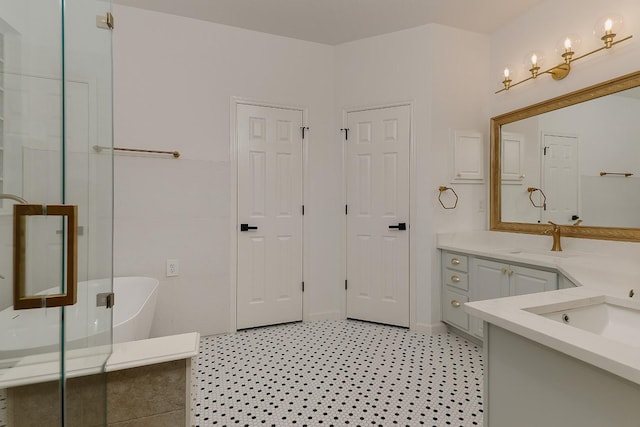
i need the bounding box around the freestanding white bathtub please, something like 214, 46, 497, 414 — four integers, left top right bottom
0, 276, 158, 359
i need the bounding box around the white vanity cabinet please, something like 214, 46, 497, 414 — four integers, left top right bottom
441, 250, 558, 340
468, 258, 557, 338
441, 252, 470, 331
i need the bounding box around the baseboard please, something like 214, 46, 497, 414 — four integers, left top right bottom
412, 321, 448, 335
304, 311, 344, 322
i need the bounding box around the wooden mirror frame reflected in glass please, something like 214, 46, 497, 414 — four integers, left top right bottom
490, 70, 640, 242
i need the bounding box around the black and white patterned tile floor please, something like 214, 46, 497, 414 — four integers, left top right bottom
191, 320, 483, 426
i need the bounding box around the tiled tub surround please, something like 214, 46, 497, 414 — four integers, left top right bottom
1, 333, 199, 427
438, 231, 640, 425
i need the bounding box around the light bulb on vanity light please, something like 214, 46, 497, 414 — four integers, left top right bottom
502, 67, 512, 90
557, 34, 580, 63
527, 51, 542, 78
595, 14, 623, 48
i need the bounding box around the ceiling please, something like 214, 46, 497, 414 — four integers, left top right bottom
113, 0, 546, 45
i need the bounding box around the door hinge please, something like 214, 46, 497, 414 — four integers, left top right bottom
96, 292, 115, 309
543, 146, 548, 155
301, 126, 309, 139
302, 205, 305, 215
345, 279, 348, 290
97, 12, 114, 30
345, 204, 348, 215
341, 128, 350, 140
302, 281, 305, 292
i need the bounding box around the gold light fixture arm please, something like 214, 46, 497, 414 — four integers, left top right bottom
496, 29, 632, 94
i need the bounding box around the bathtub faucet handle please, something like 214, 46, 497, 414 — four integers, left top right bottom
97, 292, 115, 308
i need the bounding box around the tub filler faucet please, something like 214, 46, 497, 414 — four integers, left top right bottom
545, 221, 562, 252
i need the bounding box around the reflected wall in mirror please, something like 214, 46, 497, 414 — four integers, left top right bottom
490, 71, 640, 242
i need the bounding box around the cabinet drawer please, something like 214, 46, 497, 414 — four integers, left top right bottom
442, 288, 469, 331
444, 269, 469, 291
443, 252, 468, 272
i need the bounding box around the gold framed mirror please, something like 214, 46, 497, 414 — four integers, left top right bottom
490, 70, 640, 242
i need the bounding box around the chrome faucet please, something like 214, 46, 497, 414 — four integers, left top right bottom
545, 221, 562, 252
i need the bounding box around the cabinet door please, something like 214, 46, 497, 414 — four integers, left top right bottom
509, 265, 557, 295
501, 132, 525, 183
471, 258, 510, 300
470, 258, 510, 337
442, 287, 469, 331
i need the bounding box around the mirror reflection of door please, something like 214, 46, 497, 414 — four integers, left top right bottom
541, 133, 579, 224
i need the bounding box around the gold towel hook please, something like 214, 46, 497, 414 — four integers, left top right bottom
527, 187, 547, 209
438, 186, 458, 210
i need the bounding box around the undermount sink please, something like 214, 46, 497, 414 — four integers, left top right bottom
525, 297, 640, 348
496, 247, 573, 258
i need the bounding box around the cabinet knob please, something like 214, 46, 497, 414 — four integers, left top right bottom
451, 275, 461, 283
451, 258, 460, 265
451, 300, 461, 308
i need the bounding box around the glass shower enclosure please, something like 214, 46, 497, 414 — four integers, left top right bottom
0, 0, 113, 425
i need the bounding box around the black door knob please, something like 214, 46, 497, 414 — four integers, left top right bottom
388, 223, 407, 231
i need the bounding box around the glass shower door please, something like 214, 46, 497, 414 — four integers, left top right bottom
0, 0, 113, 425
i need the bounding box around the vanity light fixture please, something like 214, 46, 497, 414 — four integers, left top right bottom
496, 16, 632, 93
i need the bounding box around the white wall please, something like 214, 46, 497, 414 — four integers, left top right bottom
113, 6, 338, 337
335, 24, 490, 330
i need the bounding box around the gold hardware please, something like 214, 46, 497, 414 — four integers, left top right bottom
545, 221, 562, 252
450, 258, 460, 265
438, 186, 458, 210
96, 12, 114, 30
573, 219, 583, 226
451, 300, 461, 308
527, 187, 547, 209
600, 171, 633, 177
13, 204, 78, 310
93, 145, 180, 158
451, 275, 461, 283
97, 292, 115, 308
500, 267, 507, 274
496, 18, 632, 93
507, 269, 513, 276
629, 289, 635, 298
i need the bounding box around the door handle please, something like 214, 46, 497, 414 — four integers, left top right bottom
388, 223, 407, 231
240, 224, 258, 232
13, 204, 78, 310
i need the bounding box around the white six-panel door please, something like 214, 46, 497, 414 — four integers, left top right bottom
346, 105, 411, 327
542, 134, 579, 224
237, 104, 303, 329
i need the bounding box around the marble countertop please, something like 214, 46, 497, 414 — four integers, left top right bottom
0, 332, 200, 389
438, 231, 640, 385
